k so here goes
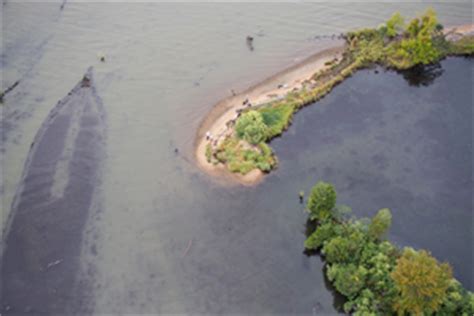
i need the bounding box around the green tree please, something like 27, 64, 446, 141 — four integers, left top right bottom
323, 230, 365, 264
437, 280, 474, 316
368, 208, 392, 240
235, 110, 268, 145
307, 181, 336, 221
327, 263, 367, 299
385, 12, 404, 38
304, 222, 342, 250
391, 248, 452, 315
343, 289, 379, 316
388, 9, 442, 69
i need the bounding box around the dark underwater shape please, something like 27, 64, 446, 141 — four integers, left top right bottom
1, 67, 105, 315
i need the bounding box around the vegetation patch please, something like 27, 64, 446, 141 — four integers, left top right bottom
235, 110, 269, 145
448, 35, 474, 55
205, 143, 213, 163
303, 181, 474, 315
213, 137, 276, 174
259, 103, 295, 138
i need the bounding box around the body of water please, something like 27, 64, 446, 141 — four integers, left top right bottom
1, 2, 472, 314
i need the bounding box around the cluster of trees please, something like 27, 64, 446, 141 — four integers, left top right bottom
208, 110, 276, 174
346, 9, 472, 70
384, 9, 444, 69
304, 182, 474, 315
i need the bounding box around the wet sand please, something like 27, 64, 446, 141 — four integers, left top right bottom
1, 68, 105, 315
195, 44, 346, 186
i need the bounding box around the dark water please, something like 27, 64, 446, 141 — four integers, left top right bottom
268, 57, 473, 290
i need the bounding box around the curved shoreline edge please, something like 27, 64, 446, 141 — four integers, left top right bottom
194, 23, 474, 186
195, 44, 346, 186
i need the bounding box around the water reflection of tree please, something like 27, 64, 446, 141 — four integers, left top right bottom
303, 218, 346, 314
399, 63, 444, 87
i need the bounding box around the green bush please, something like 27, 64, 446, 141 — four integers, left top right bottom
327, 263, 368, 299
385, 12, 404, 38
448, 35, 474, 55
235, 111, 268, 145
258, 103, 295, 138
205, 144, 212, 163
368, 208, 392, 241
215, 136, 276, 175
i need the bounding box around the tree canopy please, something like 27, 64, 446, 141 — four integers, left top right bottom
368, 208, 392, 240
391, 248, 452, 315
235, 110, 268, 145
385, 12, 404, 38
306, 181, 337, 221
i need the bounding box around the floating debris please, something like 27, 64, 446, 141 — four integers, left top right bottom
46, 259, 63, 269
246, 35, 254, 51
0, 80, 20, 103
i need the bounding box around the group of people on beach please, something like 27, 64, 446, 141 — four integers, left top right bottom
205, 130, 220, 147
204, 94, 256, 149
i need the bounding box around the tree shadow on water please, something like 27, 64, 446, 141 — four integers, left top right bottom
398, 62, 444, 87
302, 219, 346, 314
323, 263, 347, 313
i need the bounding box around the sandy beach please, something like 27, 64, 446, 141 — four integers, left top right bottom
194, 44, 346, 186
445, 23, 474, 34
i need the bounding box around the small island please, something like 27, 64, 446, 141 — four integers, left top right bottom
302, 181, 474, 315
195, 9, 474, 185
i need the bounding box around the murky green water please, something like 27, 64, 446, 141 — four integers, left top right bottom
1, 2, 472, 314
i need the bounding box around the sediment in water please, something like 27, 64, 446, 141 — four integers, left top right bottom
1, 67, 106, 315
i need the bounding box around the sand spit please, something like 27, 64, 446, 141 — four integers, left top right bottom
195, 45, 346, 186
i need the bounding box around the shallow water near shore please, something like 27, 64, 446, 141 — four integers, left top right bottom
1, 2, 472, 314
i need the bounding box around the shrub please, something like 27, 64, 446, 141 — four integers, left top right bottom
235, 111, 268, 145
215, 136, 276, 175
449, 35, 474, 55
368, 208, 392, 241
438, 280, 474, 315
385, 12, 404, 38
327, 263, 368, 299
258, 104, 295, 138
205, 144, 212, 163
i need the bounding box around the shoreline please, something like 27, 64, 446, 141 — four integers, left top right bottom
194, 23, 474, 187
195, 44, 346, 186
